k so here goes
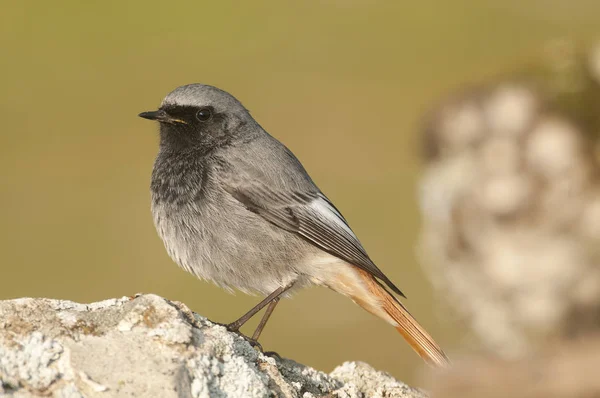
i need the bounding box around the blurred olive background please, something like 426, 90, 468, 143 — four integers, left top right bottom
1, 0, 599, 385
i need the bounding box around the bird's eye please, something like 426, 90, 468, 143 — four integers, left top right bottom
196, 108, 212, 122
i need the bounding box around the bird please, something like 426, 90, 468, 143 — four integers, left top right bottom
139, 83, 449, 367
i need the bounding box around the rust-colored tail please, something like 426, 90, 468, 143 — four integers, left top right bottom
352, 269, 450, 367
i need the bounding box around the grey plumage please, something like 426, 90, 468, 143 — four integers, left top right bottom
149, 84, 400, 296
141, 84, 448, 366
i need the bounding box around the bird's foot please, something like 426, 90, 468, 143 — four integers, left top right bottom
241, 334, 264, 352
212, 321, 281, 359
224, 323, 265, 352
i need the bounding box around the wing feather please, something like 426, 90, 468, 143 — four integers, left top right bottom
224, 183, 405, 297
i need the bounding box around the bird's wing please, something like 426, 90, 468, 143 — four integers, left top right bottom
222, 181, 405, 297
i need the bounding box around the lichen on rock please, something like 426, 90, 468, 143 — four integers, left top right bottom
0, 295, 426, 398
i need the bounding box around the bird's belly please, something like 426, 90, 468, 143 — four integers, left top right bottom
152, 199, 313, 295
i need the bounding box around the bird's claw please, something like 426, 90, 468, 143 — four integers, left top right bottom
244, 336, 264, 352
217, 322, 279, 357
224, 325, 265, 352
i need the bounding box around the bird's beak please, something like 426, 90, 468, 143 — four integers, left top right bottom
138, 109, 187, 125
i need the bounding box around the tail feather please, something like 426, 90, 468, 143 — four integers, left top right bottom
354, 269, 450, 367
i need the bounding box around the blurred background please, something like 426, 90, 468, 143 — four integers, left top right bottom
2, 0, 599, 385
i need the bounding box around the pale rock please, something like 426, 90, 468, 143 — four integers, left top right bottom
0, 295, 426, 398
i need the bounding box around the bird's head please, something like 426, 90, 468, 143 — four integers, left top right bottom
139, 84, 255, 152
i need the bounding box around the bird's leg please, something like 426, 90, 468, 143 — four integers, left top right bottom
224, 282, 294, 353
251, 297, 280, 341
227, 281, 294, 332
252, 298, 284, 359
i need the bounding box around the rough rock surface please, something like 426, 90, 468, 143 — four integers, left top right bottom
0, 294, 425, 398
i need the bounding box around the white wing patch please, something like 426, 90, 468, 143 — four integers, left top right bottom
309, 196, 356, 238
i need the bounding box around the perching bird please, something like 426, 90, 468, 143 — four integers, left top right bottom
139, 84, 449, 367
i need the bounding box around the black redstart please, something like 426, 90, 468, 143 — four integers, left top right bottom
139, 84, 449, 367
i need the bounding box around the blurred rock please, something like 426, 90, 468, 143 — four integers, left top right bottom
428, 333, 600, 398
418, 40, 600, 358
0, 294, 425, 398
